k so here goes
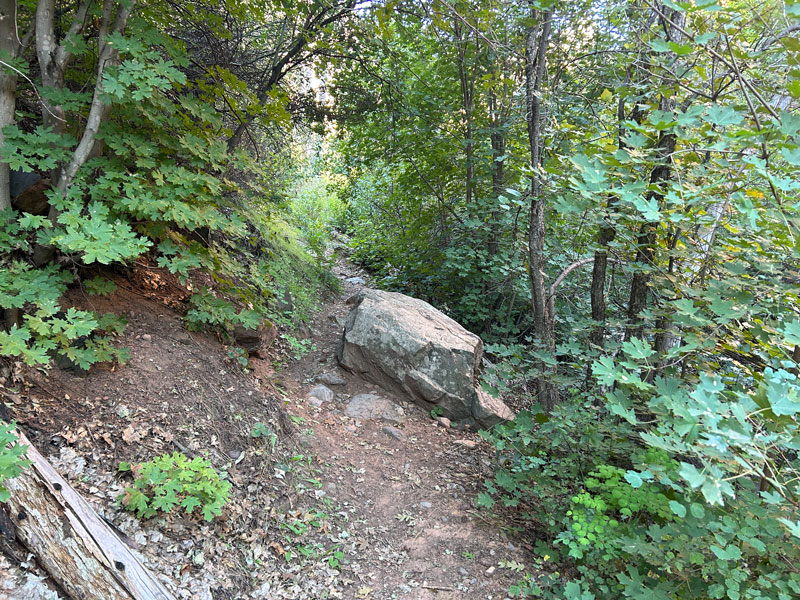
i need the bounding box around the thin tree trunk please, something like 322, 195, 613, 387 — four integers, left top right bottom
488, 91, 505, 257
32, 0, 134, 266
525, 6, 557, 411
0, 0, 17, 212
454, 17, 475, 208
625, 6, 684, 341
589, 97, 628, 349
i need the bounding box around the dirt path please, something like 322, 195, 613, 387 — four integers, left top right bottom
274, 259, 531, 599
4, 257, 531, 599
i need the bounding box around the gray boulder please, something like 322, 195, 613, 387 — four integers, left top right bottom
336, 289, 513, 429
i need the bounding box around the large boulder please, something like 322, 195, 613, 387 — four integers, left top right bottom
336, 289, 513, 429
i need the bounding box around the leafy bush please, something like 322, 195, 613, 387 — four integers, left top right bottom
184, 287, 262, 332
0, 422, 29, 502
119, 452, 231, 521
480, 363, 800, 599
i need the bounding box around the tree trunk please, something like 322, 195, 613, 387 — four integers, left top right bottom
488, 91, 505, 257
589, 97, 628, 349
624, 6, 684, 341
3, 429, 176, 600
32, 0, 134, 266
454, 17, 475, 209
0, 0, 17, 212
525, 6, 558, 411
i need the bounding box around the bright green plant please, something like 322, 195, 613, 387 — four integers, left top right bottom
119, 452, 231, 521
0, 422, 29, 502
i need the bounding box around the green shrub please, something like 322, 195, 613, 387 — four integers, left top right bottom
480, 366, 800, 600
119, 452, 231, 521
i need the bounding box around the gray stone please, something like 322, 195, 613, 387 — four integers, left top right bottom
435, 416, 451, 428
381, 425, 406, 441
420, 501, 432, 509
336, 289, 513, 428
345, 393, 406, 424
307, 385, 335, 403
308, 397, 323, 408
315, 372, 346, 386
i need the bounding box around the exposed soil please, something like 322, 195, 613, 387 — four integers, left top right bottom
1, 256, 532, 599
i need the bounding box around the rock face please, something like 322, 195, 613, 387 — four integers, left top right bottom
336, 289, 513, 428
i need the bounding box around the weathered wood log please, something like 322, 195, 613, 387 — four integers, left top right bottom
3, 429, 176, 600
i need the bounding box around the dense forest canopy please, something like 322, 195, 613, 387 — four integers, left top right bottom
1, 0, 799, 598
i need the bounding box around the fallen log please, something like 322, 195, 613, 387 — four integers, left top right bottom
2, 428, 176, 600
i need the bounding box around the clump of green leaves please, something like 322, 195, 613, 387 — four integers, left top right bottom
119, 452, 230, 521
0, 422, 29, 502
185, 287, 262, 332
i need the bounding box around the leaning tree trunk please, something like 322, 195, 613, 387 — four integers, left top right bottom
3, 429, 176, 600
525, 6, 558, 411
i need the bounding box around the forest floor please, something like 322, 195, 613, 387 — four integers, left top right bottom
3, 253, 533, 600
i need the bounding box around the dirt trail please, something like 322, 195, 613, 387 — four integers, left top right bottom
275, 259, 530, 599
4, 257, 530, 599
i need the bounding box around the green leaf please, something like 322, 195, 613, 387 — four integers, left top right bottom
624, 471, 643, 488
669, 500, 686, 518
705, 105, 743, 127
782, 320, 800, 346
778, 518, 800, 539
476, 492, 495, 509
710, 544, 742, 561
679, 462, 705, 488
689, 503, 705, 518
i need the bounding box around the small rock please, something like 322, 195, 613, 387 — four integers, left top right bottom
315, 372, 346, 386
346, 276, 366, 284
307, 385, 335, 403
453, 439, 477, 449
459, 567, 469, 577
142, 334, 152, 341
345, 393, 406, 424
382, 425, 406, 441
420, 501, 432, 509
435, 416, 451, 428
485, 566, 495, 576
309, 397, 323, 408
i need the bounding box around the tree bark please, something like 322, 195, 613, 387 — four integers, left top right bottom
525, 6, 557, 411
3, 429, 176, 600
0, 0, 17, 212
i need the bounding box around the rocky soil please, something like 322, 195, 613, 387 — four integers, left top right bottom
1, 257, 532, 599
